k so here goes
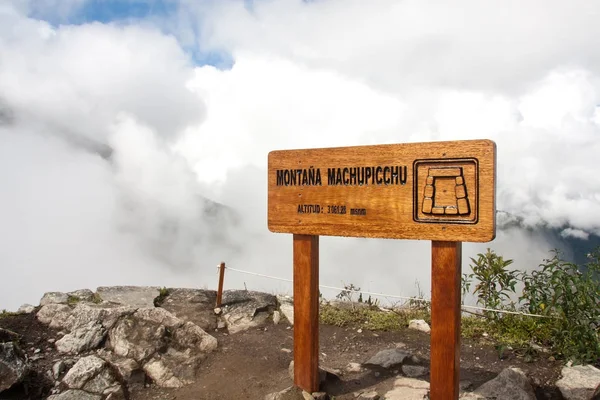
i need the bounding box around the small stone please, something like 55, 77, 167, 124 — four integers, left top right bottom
302, 391, 315, 400
357, 328, 363, 333
346, 362, 362, 373
357, 392, 380, 400
34, 348, 41, 354
312, 392, 327, 400
273, 311, 281, 325
281, 348, 292, 353
52, 361, 66, 380
365, 349, 411, 369
408, 319, 431, 334
48, 338, 56, 344
214, 308, 222, 315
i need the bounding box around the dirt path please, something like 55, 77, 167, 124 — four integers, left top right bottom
131, 324, 563, 399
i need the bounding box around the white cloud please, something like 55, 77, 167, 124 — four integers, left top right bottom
2, 1, 600, 310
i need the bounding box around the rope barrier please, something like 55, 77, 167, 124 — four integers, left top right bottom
218, 264, 550, 319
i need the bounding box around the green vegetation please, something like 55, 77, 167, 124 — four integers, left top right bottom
320, 303, 428, 331
67, 295, 81, 305
0, 309, 18, 319
154, 287, 171, 307
321, 247, 600, 365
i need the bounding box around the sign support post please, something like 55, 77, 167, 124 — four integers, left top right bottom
268, 139, 496, 398
430, 241, 462, 400
293, 234, 320, 393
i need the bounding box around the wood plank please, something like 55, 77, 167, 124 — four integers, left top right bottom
430, 241, 462, 400
268, 139, 496, 243
293, 234, 320, 392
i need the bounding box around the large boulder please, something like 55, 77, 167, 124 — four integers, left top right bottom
55, 322, 106, 354
221, 290, 278, 334
96, 286, 160, 308
107, 307, 217, 388
557, 365, 600, 400
62, 355, 122, 396
38, 302, 135, 333
159, 288, 218, 331
40, 292, 69, 306
0, 342, 28, 392
471, 367, 535, 400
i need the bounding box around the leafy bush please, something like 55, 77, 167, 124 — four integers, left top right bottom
463, 247, 600, 365
519, 249, 600, 364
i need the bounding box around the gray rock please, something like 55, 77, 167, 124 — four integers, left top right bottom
384, 377, 429, 399
357, 392, 380, 400
52, 360, 66, 380
97, 349, 143, 384
278, 296, 294, 325
96, 286, 160, 308
311, 392, 327, 400
364, 349, 411, 369
47, 390, 102, 400
46, 302, 135, 332
40, 292, 69, 306
36, 304, 72, 326
143, 358, 184, 388
265, 385, 305, 400
66, 289, 96, 303
0, 342, 28, 392
273, 311, 281, 325
108, 313, 168, 363
346, 362, 363, 373
221, 290, 278, 334
17, 304, 35, 314
408, 319, 431, 334
159, 288, 218, 331
402, 364, 428, 378
62, 355, 121, 395
473, 367, 535, 400
557, 364, 600, 400
108, 308, 216, 387
62, 355, 105, 389
55, 322, 106, 354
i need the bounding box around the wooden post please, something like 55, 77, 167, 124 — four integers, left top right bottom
216, 262, 225, 308
430, 241, 462, 400
293, 234, 320, 393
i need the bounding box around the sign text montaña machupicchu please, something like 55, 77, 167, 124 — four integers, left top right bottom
276, 166, 408, 187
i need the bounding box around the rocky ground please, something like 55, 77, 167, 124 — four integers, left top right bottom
1, 286, 600, 400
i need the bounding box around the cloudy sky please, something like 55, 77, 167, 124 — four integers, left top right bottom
1, 0, 599, 310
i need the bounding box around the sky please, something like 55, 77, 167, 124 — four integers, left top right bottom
1, 0, 600, 310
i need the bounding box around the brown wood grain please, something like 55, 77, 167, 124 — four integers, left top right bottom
430, 241, 462, 400
293, 234, 320, 393
268, 139, 496, 243
216, 262, 225, 307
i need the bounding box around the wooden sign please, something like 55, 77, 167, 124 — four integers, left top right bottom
268, 139, 496, 242
268, 139, 497, 399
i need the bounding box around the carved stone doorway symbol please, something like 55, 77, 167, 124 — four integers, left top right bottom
422, 167, 470, 215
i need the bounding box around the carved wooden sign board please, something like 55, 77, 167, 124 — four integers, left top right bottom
267, 139, 496, 399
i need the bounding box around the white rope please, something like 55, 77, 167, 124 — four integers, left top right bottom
218, 264, 549, 319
